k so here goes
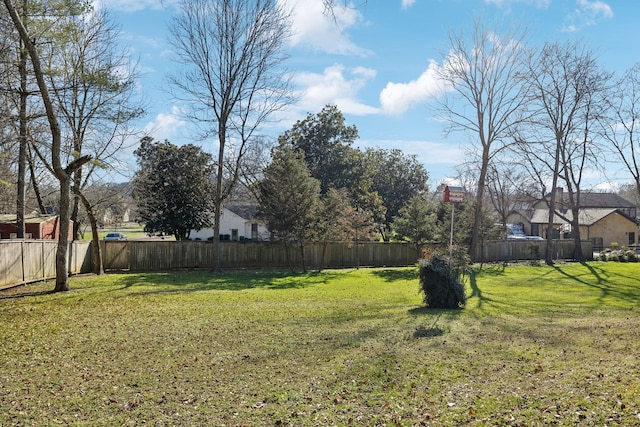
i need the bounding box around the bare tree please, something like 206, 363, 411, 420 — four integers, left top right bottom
436, 18, 528, 261
45, 8, 144, 274
517, 41, 611, 264
602, 63, 640, 199
485, 161, 536, 230
3, 0, 91, 292
169, 0, 293, 272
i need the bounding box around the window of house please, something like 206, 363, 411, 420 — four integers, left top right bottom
231, 229, 238, 241
629, 232, 635, 246
251, 223, 258, 240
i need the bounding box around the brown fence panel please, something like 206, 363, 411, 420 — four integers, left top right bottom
103, 241, 417, 272
0, 240, 92, 288
23, 241, 44, 281
476, 240, 593, 263
0, 241, 23, 287
103, 241, 130, 270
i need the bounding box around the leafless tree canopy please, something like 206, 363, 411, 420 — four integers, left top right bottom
516, 41, 611, 263
436, 18, 528, 260
169, 0, 293, 271
602, 63, 640, 198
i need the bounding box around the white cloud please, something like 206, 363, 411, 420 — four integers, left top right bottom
578, 0, 613, 18
293, 64, 379, 116
483, 0, 551, 7
92, 0, 177, 12
401, 0, 416, 9
280, 0, 370, 56
379, 60, 446, 115
563, 0, 613, 32
143, 106, 187, 141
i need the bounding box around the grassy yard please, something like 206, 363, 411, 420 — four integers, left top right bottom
0, 263, 638, 426
79, 223, 153, 241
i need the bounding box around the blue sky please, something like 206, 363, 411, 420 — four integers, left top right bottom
99, 0, 634, 190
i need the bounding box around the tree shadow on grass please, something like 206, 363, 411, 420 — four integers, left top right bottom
110, 269, 337, 295
0, 287, 57, 300
407, 309, 460, 339
552, 263, 640, 303
370, 268, 418, 282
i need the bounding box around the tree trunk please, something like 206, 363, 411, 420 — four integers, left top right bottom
545, 142, 563, 266
570, 206, 584, 262
212, 126, 226, 273
3, 0, 90, 292
317, 242, 328, 273
54, 177, 71, 292
27, 146, 47, 214
77, 191, 103, 274
70, 169, 82, 240
300, 243, 307, 273
16, 40, 27, 238
470, 149, 489, 262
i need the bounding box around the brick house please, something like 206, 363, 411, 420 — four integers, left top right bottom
0, 214, 74, 240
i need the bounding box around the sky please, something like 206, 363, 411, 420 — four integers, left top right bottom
99, 0, 638, 191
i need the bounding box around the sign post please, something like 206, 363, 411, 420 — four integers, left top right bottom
444, 186, 465, 257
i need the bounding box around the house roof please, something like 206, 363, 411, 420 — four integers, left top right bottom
529, 208, 639, 226
543, 191, 637, 209
225, 203, 259, 221
576, 192, 637, 209
0, 214, 58, 224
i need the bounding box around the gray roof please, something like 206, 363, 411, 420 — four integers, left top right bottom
529, 208, 638, 226
544, 191, 637, 209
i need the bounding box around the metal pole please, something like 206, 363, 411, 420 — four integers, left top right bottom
449, 202, 455, 257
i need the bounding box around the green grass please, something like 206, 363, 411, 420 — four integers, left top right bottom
79, 223, 150, 241
0, 263, 638, 426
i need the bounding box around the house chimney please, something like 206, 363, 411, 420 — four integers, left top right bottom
554, 187, 563, 206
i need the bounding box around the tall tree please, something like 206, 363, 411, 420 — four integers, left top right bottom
603, 63, 640, 201
47, 7, 143, 273
278, 104, 385, 231
392, 195, 438, 260
169, 0, 293, 271
365, 148, 429, 240
436, 19, 528, 261
132, 137, 215, 241
316, 187, 353, 271
517, 41, 611, 263
3, 0, 92, 292
278, 105, 359, 194
256, 145, 322, 273
0, 0, 44, 238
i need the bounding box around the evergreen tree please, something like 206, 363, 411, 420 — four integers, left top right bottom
256, 146, 321, 272
132, 137, 214, 240
392, 195, 438, 259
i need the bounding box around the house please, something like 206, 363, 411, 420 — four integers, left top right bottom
189, 206, 268, 241
0, 214, 74, 240
507, 188, 639, 249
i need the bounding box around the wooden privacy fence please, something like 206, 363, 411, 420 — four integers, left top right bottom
103, 241, 418, 271
0, 239, 594, 289
0, 240, 92, 288
475, 239, 593, 263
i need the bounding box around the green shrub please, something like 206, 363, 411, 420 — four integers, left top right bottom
626, 250, 638, 262
418, 252, 467, 309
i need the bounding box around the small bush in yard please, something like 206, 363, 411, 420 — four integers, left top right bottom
419, 250, 467, 309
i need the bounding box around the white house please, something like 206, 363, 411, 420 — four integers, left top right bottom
189, 206, 268, 241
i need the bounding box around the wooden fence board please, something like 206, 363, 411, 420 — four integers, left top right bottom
0, 242, 23, 287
